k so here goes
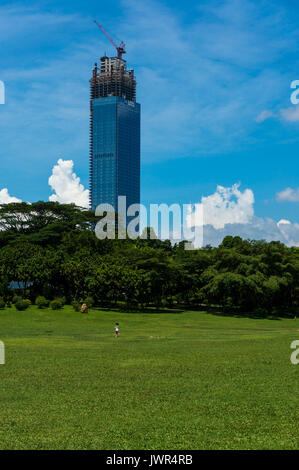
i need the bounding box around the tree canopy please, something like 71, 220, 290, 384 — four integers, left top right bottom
0, 202, 298, 316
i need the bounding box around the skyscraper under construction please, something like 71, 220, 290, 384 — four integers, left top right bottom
89, 46, 141, 214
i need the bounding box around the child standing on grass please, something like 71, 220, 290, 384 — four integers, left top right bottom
81, 303, 88, 314
115, 322, 120, 338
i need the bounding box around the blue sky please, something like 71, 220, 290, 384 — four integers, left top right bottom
0, 0, 299, 244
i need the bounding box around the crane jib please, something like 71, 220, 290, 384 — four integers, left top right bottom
94, 20, 126, 59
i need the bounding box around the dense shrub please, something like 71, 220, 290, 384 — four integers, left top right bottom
15, 299, 30, 311
254, 307, 269, 317
12, 295, 22, 304
0, 297, 5, 309
71, 300, 81, 312
50, 299, 63, 310
83, 296, 94, 309
35, 296, 49, 309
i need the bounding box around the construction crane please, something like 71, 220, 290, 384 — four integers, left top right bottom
94, 20, 126, 60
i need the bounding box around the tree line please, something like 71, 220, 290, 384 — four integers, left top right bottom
0, 201, 298, 316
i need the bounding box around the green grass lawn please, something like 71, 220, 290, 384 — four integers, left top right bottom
0, 306, 298, 450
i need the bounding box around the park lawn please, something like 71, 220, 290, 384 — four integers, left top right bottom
0, 306, 298, 450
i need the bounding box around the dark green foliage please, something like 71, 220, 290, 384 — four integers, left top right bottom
50, 299, 63, 310
0, 297, 5, 309
15, 299, 30, 311
12, 295, 22, 304
35, 296, 49, 309
71, 300, 81, 312
83, 296, 94, 309
0, 202, 298, 316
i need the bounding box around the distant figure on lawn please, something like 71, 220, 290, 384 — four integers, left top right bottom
115, 322, 120, 338
81, 303, 88, 314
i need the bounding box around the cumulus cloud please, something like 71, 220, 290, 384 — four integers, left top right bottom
186, 183, 254, 230
0, 188, 22, 203
277, 187, 299, 202
277, 219, 291, 226
184, 183, 299, 247
48, 158, 89, 208
0, 158, 90, 208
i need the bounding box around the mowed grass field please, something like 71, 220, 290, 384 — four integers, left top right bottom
0, 306, 298, 450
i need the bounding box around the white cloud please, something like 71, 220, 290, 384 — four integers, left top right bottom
277, 187, 299, 202
186, 183, 254, 229
255, 110, 275, 123
184, 183, 299, 247
255, 106, 299, 126
280, 106, 299, 123
0, 158, 90, 208
0, 188, 22, 203
277, 219, 291, 226
48, 158, 89, 208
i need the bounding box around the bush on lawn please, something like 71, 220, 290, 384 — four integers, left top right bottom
50, 299, 63, 310
0, 297, 5, 309
15, 299, 30, 311
83, 296, 94, 309
35, 296, 49, 309
254, 307, 269, 317
71, 300, 81, 312
12, 295, 22, 304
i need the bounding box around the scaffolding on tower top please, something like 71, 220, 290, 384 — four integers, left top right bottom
90, 56, 136, 102
91, 21, 136, 102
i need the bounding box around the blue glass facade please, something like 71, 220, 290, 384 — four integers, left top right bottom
90, 96, 140, 213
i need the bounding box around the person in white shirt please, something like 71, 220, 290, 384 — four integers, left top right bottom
115, 322, 120, 338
